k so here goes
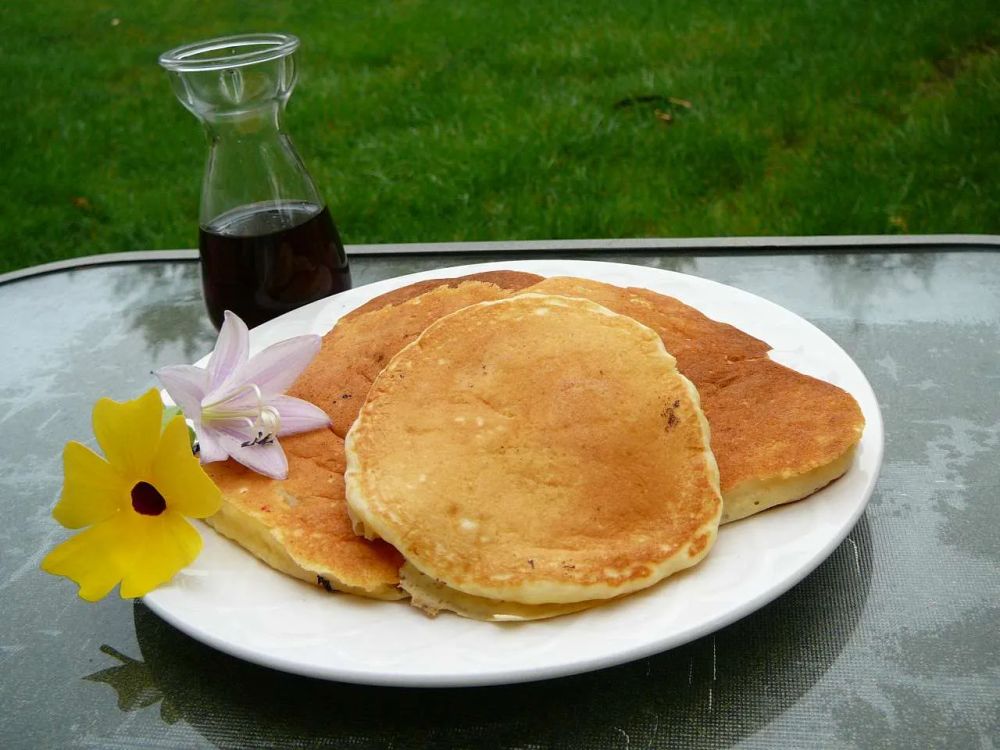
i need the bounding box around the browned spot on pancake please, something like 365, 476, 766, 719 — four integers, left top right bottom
688, 533, 710, 557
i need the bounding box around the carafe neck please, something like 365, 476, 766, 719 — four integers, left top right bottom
201, 101, 285, 141
198, 103, 324, 227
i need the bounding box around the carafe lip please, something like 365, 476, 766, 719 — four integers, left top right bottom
159, 33, 299, 72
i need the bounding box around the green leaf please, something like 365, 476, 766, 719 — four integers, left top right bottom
160, 405, 182, 431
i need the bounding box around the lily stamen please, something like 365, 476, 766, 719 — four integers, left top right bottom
201, 383, 284, 447
256, 405, 281, 438
240, 406, 282, 448
201, 383, 266, 423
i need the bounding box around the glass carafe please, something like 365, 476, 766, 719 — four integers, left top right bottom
159, 33, 351, 329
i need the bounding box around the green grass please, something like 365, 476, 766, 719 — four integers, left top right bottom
1, 1, 998, 272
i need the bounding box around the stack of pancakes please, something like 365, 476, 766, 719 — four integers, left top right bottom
202, 271, 864, 620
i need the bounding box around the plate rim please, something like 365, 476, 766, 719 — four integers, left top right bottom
144, 258, 884, 687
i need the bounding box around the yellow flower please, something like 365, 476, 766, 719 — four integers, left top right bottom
41, 389, 222, 601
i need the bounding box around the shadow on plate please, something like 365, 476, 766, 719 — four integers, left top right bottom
86, 512, 874, 749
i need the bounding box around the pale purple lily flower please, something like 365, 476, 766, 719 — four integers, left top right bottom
155, 311, 330, 480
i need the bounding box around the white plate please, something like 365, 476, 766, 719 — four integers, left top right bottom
144, 260, 883, 687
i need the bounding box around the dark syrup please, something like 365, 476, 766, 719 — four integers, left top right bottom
198, 201, 352, 329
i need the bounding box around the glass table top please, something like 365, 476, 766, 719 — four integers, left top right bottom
1, 245, 996, 749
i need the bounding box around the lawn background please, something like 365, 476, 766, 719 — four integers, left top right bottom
1, 0, 998, 273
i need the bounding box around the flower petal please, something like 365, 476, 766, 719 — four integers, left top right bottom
92, 389, 163, 479
154, 364, 209, 418
119, 512, 203, 598
271, 395, 331, 436
195, 426, 229, 463
207, 311, 249, 391
41, 513, 138, 601
218, 433, 289, 480
53, 442, 128, 529
151, 417, 222, 519
227, 334, 322, 400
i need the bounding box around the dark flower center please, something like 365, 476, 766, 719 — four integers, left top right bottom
131, 481, 167, 516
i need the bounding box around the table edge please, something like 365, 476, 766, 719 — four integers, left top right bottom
2, 234, 997, 286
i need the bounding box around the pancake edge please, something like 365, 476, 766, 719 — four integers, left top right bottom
398, 563, 599, 621
720, 443, 859, 523
205, 500, 405, 601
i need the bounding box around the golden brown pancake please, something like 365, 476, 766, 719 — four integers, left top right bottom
345, 294, 723, 605
203, 271, 542, 597
525, 277, 865, 522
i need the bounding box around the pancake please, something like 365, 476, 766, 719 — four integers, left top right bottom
345, 294, 723, 605
203, 271, 542, 597
525, 277, 865, 522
